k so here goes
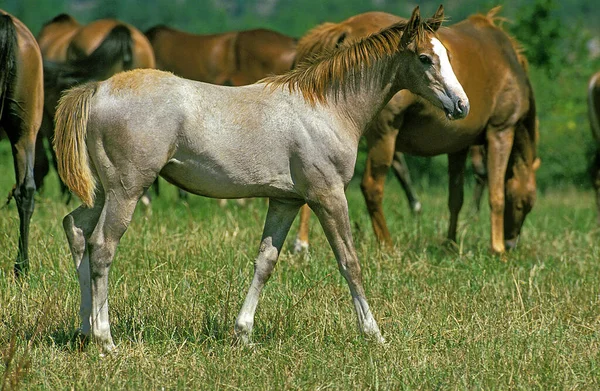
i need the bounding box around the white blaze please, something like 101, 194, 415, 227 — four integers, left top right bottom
430, 37, 468, 104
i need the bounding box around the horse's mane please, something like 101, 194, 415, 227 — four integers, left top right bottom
480, 6, 529, 71
263, 18, 438, 105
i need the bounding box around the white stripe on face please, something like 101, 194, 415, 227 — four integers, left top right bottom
430, 37, 468, 103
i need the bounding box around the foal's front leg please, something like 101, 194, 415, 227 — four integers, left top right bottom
235, 198, 303, 343
309, 190, 384, 343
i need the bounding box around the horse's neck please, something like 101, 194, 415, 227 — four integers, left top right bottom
328, 56, 404, 141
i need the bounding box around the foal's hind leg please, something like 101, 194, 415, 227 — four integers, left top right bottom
85, 188, 143, 352
309, 190, 384, 343
63, 191, 106, 339
235, 198, 303, 343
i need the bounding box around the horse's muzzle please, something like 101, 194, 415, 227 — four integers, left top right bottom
505, 236, 519, 251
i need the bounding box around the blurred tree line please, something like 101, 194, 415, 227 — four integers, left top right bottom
1, 0, 599, 190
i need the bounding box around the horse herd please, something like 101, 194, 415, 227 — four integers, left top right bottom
0, 5, 597, 351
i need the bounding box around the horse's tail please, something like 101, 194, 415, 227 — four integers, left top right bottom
295, 22, 351, 66
0, 14, 17, 119
588, 72, 600, 145
52, 82, 98, 207
46, 24, 134, 93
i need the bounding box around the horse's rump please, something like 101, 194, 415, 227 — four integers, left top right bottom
588, 72, 600, 145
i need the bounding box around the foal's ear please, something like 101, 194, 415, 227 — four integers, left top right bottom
401, 6, 421, 49
427, 4, 444, 32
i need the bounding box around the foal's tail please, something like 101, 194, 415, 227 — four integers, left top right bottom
53, 82, 99, 207
588, 72, 600, 145
0, 14, 17, 119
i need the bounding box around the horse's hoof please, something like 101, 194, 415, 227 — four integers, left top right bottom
13, 259, 29, 278
293, 238, 309, 254
411, 201, 422, 214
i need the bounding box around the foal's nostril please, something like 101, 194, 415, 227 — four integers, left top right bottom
456, 99, 469, 117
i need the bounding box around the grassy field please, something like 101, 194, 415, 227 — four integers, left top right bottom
1, 142, 600, 390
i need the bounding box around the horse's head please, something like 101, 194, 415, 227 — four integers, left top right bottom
397, 5, 469, 120
504, 122, 540, 250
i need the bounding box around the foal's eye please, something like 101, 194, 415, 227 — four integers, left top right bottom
419, 54, 433, 66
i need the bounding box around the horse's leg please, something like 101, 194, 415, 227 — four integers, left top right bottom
309, 190, 384, 343
470, 145, 487, 214
33, 123, 49, 191
391, 151, 421, 214
487, 126, 515, 254
360, 125, 399, 246
9, 130, 37, 276
235, 198, 302, 343
63, 191, 106, 340
593, 150, 600, 225
294, 204, 311, 253
446, 149, 468, 243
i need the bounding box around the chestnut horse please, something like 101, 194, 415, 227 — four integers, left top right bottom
0, 11, 44, 276
35, 14, 155, 192
145, 25, 297, 86
295, 8, 539, 254
588, 71, 600, 223
53, 7, 468, 351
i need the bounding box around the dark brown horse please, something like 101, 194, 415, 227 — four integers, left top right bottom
35, 14, 155, 192
588, 71, 600, 223
0, 10, 44, 275
145, 25, 297, 86
296, 8, 540, 254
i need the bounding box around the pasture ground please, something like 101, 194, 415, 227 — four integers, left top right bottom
1, 143, 599, 390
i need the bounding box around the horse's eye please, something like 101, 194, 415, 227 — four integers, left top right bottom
419, 54, 433, 65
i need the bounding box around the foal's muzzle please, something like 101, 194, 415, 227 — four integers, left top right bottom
445, 98, 469, 120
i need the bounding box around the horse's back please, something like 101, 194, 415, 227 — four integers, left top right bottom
146, 26, 237, 84
233, 29, 297, 84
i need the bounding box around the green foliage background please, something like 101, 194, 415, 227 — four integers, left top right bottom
1, 0, 599, 190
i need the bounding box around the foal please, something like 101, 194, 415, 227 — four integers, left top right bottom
54, 7, 468, 351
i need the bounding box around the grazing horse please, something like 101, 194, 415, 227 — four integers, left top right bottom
588, 71, 600, 224
145, 25, 297, 86
35, 14, 155, 192
295, 7, 539, 254
0, 11, 44, 276
53, 7, 468, 351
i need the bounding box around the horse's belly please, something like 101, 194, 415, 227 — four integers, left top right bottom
395, 120, 482, 156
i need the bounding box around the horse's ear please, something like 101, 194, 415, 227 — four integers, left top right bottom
532, 157, 541, 171
427, 4, 444, 32
401, 6, 421, 49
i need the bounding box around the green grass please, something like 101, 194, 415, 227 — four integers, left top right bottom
1, 142, 599, 390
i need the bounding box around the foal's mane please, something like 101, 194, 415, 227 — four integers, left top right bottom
263, 17, 438, 105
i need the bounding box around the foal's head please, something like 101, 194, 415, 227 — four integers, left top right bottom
396, 5, 469, 120
504, 121, 540, 249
